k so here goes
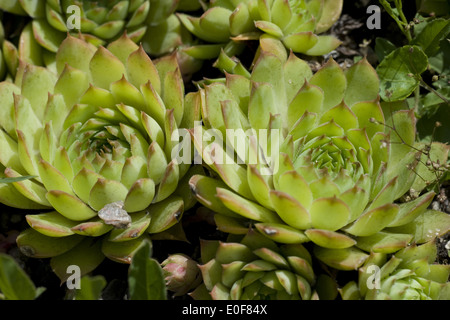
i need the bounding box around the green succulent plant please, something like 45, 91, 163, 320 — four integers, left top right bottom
189, 229, 319, 300
0, 0, 185, 68
161, 253, 203, 297
177, 0, 343, 60
188, 37, 450, 271
340, 240, 450, 300
0, 33, 201, 281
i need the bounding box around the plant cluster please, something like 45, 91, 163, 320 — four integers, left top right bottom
0, 0, 448, 301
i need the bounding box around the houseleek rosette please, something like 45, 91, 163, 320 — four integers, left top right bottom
0, 33, 200, 281
340, 241, 450, 300
0, 0, 184, 67
161, 253, 203, 297
189, 229, 318, 300
188, 38, 450, 271
177, 0, 343, 60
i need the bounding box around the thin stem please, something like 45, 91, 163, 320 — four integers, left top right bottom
376, 121, 425, 154
395, 0, 413, 42
419, 79, 450, 105
379, 0, 413, 42
409, 166, 427, 183
414, 86, 421, 112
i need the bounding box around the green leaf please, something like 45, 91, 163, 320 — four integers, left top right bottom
412, 18, 450, 57
255, 20, 284, 38
417, 105, 450, 144
282, 32, 318, 53
309, 58, 346, 112
128, 240, 167, 300
428, 37, 450, 74
310, 197, 350, 231
316, 274, 338, 300
50, 238, 105, 283
313, 246, 369, 271
255, 222, 309, 244
32, 20, 65, 52
0, 175, 36, 183
75, 275, 107, 300
0, 253, 45, 300
377, 45, 428, 101
375, 37, 397, 62
303, 35, 341, 56
418, 87, 450, 115
387, 209, 450, 244
344, 58, 380, 107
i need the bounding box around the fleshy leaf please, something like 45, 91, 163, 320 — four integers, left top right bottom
217, 187, 282, 223
255, 223, 309, 244
305, 229, 356, 249
344, 58, 379, 107
16, 229, 83, 259
314, 246, 369, 271
355, 232, 413, 254
310, 197, 350, 231
386, 210, 450, 244
270, 190, 311, 229
344, 204, 399, 237
26, 211, 77, 237
50, 237, 105, 283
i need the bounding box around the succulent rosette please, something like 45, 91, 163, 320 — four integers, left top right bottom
0, 0, 185, 68
161, 253, 203, 297
0, 33, 201, 281
340, 240, 450, 300
190, 229, 320, 300
177, 0, 342, 60
188, 38, 450, 271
